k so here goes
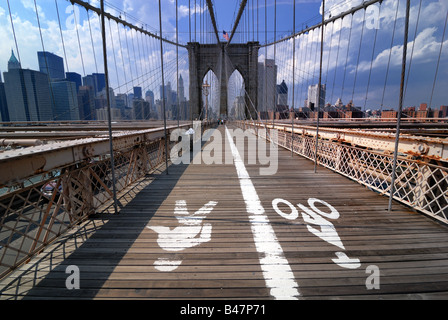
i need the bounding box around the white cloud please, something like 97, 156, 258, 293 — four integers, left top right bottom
356, 27, 448, 73
261, 0, 448, 109
0, 0, 192, 100
20, 0, 45, 19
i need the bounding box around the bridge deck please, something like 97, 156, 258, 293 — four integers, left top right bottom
1, 125, 448, 300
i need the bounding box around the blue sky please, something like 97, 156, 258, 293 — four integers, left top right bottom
0, 0, 447, 112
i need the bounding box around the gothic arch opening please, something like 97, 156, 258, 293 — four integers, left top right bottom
227, 69, 245, 120
201, 69, 219, 121
187, 42, 259, 120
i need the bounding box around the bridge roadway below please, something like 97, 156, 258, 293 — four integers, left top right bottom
1, 124, 448, 300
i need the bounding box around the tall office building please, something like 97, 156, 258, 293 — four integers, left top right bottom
440, 105, 448, 118
51, 80, 79, 121
160, 81, 173, 106
258, 59, 277, 112
38, 52, 81, 120
145, 90, 154, 105
178, 74, 185, 102
133, 99, 150, 120
66, 72, 82, 93
116, 93, 128, 118
277, 80, 288, 107
0, 72, 8, 122
8, 50, 21, 70
93, 73, 105, 95
77, 86, 95, 120
82, 73, 106, 97
145, 90, 156, 118
37, 51, 65, 80
3, 50, 54, 121
134, 87, 142, 100
307, 84, 326, 111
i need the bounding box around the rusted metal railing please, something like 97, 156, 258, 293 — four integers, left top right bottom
0, 125, 190, 279
238, 120, 448, 225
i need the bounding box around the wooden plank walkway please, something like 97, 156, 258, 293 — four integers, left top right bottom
1, 124, 448, 300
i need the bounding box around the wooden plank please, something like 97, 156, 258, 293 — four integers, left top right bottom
1, 124, 448, 300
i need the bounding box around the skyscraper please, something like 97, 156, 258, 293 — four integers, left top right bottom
93, 73, 106, 95
3, 50, 54, 121
8, 50, 21, 70
178, 74, 185, 102
66, 72, 82, 93
277, 80, 288, 107
77, 86, 95, 120
82, 73, 106, 97
258, 59, 277, 112
133, 99, 150, 120
145, 90, 156, 118
51, 80, 79, 121
0, 72, 9, 122
134, 87, 142, 99
307, 84, 326, 111
37, 51, 65, 80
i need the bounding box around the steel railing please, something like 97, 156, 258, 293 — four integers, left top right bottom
0, 122, 218, 280
237, 120, 448, 225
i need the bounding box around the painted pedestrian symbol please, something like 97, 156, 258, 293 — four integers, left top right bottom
147, 200, 218, 271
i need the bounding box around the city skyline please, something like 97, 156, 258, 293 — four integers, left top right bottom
1, 48, 446, 123
0, 49, 189, 122
0, 0, 447, 112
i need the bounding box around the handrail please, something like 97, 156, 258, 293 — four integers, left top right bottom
237, 120, 448, 225
0, 124, 190, 188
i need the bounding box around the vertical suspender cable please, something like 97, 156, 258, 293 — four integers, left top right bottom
380, 0, 400, 114
159, 0, 169, 175
264, 0, 267, 124
291, 0, 295, 156
388, 0, 410, 212
176, 0, 180, 127
55, 0, 78, 120
100, 0, 119, 214
273, 0, 276, 131
87, 9, 99, 73
7, 0, 21, 65
314, 0, 324, 173
429, 12, 448, 110
73, 4, 87, 77
189, 0, 191, 43
34, 0, 57, 121
195, 0, 197, 42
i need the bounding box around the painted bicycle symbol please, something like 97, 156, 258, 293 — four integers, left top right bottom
272, 198, 361, 269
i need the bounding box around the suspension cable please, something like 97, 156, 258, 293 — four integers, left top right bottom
340, 14, 354, 104
158, 0, 169, 175
351, 9, 366, 105
87, 8, 99, 74
429, 11, 448, 110
55, 0, 80, 120
380, 0, 400, 112
329, 18, 342, 105
33, 0, 57, 121
291, 0, 295, 156
363, 3, 381, 112
403, 0, 422, 101
6, 0, 22, 65
314, 0, 325, 173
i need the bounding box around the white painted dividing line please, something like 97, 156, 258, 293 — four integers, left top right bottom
225, 126, 300, 300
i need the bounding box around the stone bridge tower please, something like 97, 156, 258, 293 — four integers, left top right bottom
187, 41, 259, 119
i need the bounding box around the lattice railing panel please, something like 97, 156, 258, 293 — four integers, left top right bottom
0, 138, 167, 279
239, 121, 448, 225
